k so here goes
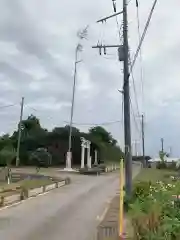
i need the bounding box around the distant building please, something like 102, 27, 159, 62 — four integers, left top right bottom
149, 157, 179, 163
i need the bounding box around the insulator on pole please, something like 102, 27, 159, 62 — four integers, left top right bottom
113, 2, 116, 12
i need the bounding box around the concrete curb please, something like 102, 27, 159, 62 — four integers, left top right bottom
96, 163, 142, 239
0, 179, 70, 208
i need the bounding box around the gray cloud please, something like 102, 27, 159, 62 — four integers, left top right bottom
0, 0, 179, 156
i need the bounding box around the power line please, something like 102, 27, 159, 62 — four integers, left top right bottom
26, 105, 122, 127
136, 0, 145, 112
129, 54, 140, 117
129, 97, 141, 138
0, 104, 17, 109
131, 0, 158, 70
63, 120, 122, 126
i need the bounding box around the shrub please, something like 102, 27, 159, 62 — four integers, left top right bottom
29, 148, 52, 167
132, 181, 152, 200
129, 180, 180, 239
156, 161, 167, 169
0, 146, 16, 166
167, 161, 177, 170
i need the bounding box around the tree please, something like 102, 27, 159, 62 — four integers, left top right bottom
52, 125, 80, 140
0, 134, 13, 151
29, 148, 52, 172
0, 145, 16, 183
89, 126, 116, 145
0, 145, 15, 166
159, 150, 167, 162
53, 125, 80, 134
12, 114, 46, 142
89, 126, 123, 162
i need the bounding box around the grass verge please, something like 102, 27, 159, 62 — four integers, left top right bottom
126, 168, 180, 239
133, 168, 177, 183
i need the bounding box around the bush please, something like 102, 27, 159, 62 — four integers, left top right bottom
0, 146, 16, 166
132, 181, 152, 200
29, 148, 52, 167
167, 161, 177, 170
129, 180, 180, 239
156, 161, 167, 169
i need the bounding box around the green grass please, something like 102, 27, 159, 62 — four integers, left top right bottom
134, 168, 177, 183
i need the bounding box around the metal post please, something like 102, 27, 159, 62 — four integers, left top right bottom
141, 114, 146, 167
16, 97, 24, 167
123, 0, 132, 197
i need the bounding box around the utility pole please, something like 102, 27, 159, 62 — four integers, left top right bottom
141, 114, 145, 167
169, 146, 172, 157
123, 0, 132, 197
161, 138, 164, 152
92, 0, 132, 196
16, 97, 24, 167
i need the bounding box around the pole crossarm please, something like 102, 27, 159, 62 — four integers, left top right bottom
92, 44, 122, 49
96, 11, 123, 23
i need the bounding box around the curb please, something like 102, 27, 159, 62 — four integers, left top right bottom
0, 178, 70, 211
96, 164, 142, 239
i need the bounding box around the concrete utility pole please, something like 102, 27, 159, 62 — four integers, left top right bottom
16, 97, 24, 167
161, 138, 164, 152
92, 0, 132, 196
123, 0, 132, 197
141, 114, 146, 167
169, 146, 172, 157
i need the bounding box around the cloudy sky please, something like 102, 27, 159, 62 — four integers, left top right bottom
0, 0, 179, 157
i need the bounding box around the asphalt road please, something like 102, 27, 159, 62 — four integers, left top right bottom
0, 164, 141, 240
0, 173, 120, 240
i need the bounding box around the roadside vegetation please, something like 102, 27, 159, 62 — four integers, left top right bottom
0, 115, 123, 167
126, 164, 180, 239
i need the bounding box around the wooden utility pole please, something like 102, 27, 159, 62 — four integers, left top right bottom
16, 97, 24, 167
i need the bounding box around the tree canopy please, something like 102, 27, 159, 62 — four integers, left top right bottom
0, 115, 123, 166
89, 126, 117, 146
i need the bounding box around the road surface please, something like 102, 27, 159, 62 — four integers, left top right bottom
0, 173, 120, 240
